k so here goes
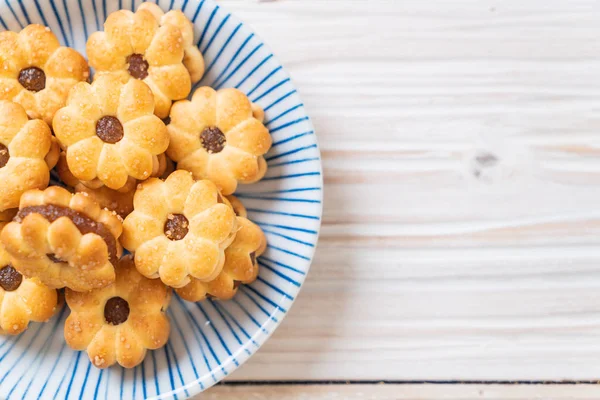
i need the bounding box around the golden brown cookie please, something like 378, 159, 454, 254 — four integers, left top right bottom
157, 152, 176, 179
57, 153, 135, 219
53, 74, 170, 190
77, 187, 135, 220
86, 7, 192, 118
75, 186, 135, 221
0, 24, 89, 124
167, 87, 272, 195
177, 196, 266, 302
161, 157, 176, 179
0, 222, 58, 335
137, 2, 205, 83
54, 151, 79, 188
46, 136, 61, 170
0, 186, 123, 292
0, 100, 53, 215
226, 195, 249, 218
64, 255, 171, 369
0, 209, 17, 223
57, 150, 164, 192
155, 153, 172, 179
121, 170, 237, 288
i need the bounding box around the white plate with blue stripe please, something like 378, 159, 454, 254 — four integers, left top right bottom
0, 0, 322, 398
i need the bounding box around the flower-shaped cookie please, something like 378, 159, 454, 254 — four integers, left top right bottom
138, 2, 205, 83
0, 222, 58, 335
53, 74, 170, 190
177, 196, 266, 302
0, 186, 123, 292
167, 87, 272, 195
0, 100, 53, 215
64, 255, 171, 368
0, 24, 89, 124
122, 170, 237, 288
87, 7, 191, 118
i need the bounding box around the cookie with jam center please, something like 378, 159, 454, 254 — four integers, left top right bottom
0, 222, 59, 335
0, 24, 89, 124
137, 2, 205, 84
166, 87, 272, 195
64, 255, 171, 369
0, 101, 55, 217
86, 6, 191, 119
52, 74, 170, 190
0, 186, 123, 292
121, 170, 238, 288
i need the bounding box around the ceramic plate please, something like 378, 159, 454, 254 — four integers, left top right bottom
0, 0, 322, 398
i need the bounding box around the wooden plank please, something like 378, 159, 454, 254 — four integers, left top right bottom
204, 384, 600, 400
217, 0, 600, 381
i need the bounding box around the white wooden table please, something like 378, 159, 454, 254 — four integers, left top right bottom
207, 0, 600, 397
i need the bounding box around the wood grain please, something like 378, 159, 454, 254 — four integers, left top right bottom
215, 0, 600, 383
206, 384, 600, 400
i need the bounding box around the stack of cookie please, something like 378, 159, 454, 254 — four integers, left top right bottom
0, 2, 270, 369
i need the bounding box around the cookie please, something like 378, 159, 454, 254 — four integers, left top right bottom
0, 222, 58, 335
226, 195, 250, 218
46, 136, 61, 170
166, 87, 272, 195
57, 153, 135, 219
58, 150, 164, 192
155, 152, 173, 179
0, 100, 53, 215
137, 2, 205, 83
64, 255, 171, 369
177, 196, 266, 302
121, 170, 237, 288
86, 7, 192, 118
53, 74, 170, 190
0, 209, 17, 223
158, 153, 176, 179
0, 24, 90, 124
0, 186, 123, 292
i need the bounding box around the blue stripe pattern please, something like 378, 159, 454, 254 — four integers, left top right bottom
0, 0, 321, 398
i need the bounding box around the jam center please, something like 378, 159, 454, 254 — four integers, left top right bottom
0, 144, 9, 169
164, 214, 189, 241
127, 54, 149, 80
104, 297, 130, 325
0, 265, 22, 292
96, 116, 124, 144
47, 253, 64, 263
16, 205, 118, 266
18, 67, 46, 92
200, 127, 226, 153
